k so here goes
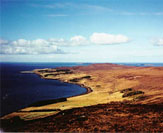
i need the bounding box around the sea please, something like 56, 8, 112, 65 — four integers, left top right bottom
0, 62, 163, 116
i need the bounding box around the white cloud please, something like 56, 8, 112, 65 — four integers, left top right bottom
47, 38, 66, 46
0, 45, 63, 55
153, 38, 163, 46
0, 36, 88, 55
48, 36, 88, 46
0, 33, 130, 55
90, 32, 129, 45
70, 36, 88, 46
12, 39, 30, 46
12, 39, 61, 47
0, 39, 65, 55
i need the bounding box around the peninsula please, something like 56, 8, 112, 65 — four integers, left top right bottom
1, 63, 163, 132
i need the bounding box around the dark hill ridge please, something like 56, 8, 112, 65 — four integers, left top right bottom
1, 102, 163, 132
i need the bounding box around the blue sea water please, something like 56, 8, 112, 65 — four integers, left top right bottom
0, 62, 163, 116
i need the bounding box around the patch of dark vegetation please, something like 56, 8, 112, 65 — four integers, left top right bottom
70, 76, 91, 82
82, 76, 91, 79
120, 88, 133, 93
1, 102, 163, 132
96, 85, 101, 88
55, 69, 71, 72
38, 69, 72, 74
38, 70, 56, 73
43, 69, 73, 77
122, 91, 144, 98
44, 74, 59, 77
64, 71, 73, 74
28, 98, 67, 107
120, 88, 145, 98
69, 78, 79, 82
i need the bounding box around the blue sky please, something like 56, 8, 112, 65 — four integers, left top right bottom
0, 0, 163, 62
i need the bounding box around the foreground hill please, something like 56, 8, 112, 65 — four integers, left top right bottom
1, 102, 163, 132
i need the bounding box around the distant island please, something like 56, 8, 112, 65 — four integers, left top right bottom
1, 63, 163, 132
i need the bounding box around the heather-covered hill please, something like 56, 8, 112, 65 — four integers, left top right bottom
1, 102, 163, 132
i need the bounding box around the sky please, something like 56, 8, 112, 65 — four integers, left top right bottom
0, 0, 163, 63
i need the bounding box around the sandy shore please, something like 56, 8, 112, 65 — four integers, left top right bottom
1, 63, 163, 121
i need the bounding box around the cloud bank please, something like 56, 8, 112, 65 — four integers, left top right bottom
0, 33, 130, 55
90, 33, 129, 45
0, 39, 64, 55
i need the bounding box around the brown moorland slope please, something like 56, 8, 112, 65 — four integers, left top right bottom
58, 63, 163, 104
1, 102, 163, 132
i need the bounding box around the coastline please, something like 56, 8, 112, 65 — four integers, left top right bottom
47, 77, 93, 96
33, 68, 93, 98
1, 63, 163, 121
35, 71, 93, 98
66, 82, 93, 98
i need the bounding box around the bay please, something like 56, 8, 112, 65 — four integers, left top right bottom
0, 62, 90, 116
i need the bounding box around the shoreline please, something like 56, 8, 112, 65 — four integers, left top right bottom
54, 79, 93, 98
33, 68, 94, 98
1, 63, 163, 121
28, 79, 93, 107
35, 71, 93, 99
